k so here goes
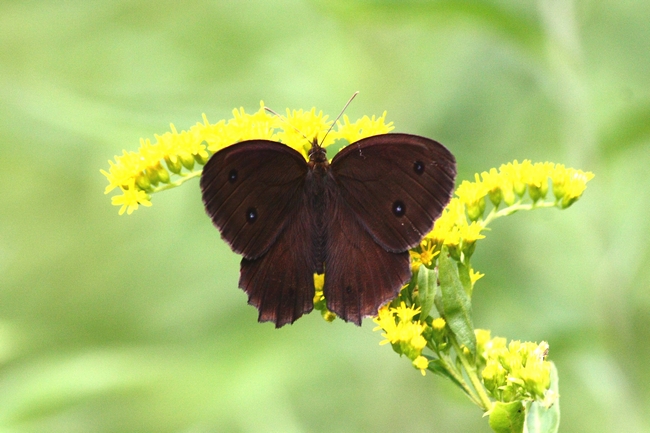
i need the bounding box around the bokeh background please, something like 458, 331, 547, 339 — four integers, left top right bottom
1, 1, 648, 432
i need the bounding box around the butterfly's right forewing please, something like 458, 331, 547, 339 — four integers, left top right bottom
200, 140, 316, 327
200, 140, 308, 260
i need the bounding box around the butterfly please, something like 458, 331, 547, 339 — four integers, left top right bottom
200, 133, 456, 327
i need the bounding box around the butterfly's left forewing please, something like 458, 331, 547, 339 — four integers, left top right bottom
331, 133, 456, 253
323, 133, 455, 323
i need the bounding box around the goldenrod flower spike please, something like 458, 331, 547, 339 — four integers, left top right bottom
102, 103, 396, 214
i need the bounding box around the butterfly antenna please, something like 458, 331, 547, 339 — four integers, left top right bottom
321, 91, 359, 145
263, 106, 310, 142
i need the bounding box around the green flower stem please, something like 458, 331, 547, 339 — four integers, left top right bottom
436, 352, 483, 407
481, 200, 557, 227
150, 170, 203, 194
450, 335, 493, 412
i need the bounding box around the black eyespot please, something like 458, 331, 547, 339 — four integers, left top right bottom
345, 286, 352, 295
245, 207, 257, 223
413, 161, 425, 175
392, 200, 406, 217
228, 169, 238, 183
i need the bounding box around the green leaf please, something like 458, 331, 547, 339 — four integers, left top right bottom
436, 247, 476, 354
417, 265, 437, 320
525, 362, 560, 433
489, 401, 526, 433
458, 261, 473, 298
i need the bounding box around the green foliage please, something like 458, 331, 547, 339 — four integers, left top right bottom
489, 402, 526, 433
416, 265, 436, 321
436, 248, 476, 354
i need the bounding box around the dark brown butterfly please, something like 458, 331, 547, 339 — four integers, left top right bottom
200, 133, 456, 327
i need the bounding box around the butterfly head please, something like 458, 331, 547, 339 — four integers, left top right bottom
307, 136, 328, 164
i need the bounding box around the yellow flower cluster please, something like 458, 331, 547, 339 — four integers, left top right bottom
476, 329, 553, 404
373, 303, 429, 375
477, 160, 594, 211
101, 102, 394, 215
410, 159, 594, 267
312, 274, 336, 322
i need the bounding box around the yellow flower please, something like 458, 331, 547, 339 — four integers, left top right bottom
313, 274, 325, 303
455, 175, 488, 221
459, 221, 485, 243
373, 303, 428, 361
479, 333, 552, 403
409, 238, 439, 272
480, 167, 504, 206
373, 305, 398, 345
499, 160, 533, 197
527, 162, 553, 202
432, 317, 446, 331
393, 302, 421, 323
312, 273, 336, 322
413, 355, 429, 376
475, 329, 492, 356
332, 112, 394, 144
110, 180, 152, 215
275, 108, 333, 156
469, 268, 484, 285
551, 164, 595, 208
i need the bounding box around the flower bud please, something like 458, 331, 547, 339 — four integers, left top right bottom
156, 165, 170, 183
135, 173, 151, 190
194, 150, 210, 166
466, 197, 486, 221
501, 182, 516, 206
145, 167, 160, 186
165, 155, 183, 174
179, 151, 195, 170
488, 188, 502, 207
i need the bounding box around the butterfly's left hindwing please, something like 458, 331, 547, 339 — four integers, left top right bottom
331, 133, 456, 253
323, 186, 410, 325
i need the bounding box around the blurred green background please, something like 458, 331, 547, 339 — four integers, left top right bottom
1, 0, 648, 432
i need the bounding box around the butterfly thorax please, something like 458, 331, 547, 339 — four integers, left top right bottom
307, 138, 328, 166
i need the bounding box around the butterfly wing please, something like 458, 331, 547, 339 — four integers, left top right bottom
323, 133, 456, 323
331, 133, 456, 253
201, 140, 315, 326
323, 186, 410, 325
239, 198, 316, 327
200, 140, 308, 259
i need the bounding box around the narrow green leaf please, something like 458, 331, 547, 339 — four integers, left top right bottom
525, 362, 560, 433
417, 265, 437, 320
489, 401, 526, 433
437, 247, 476, 354
458, 261, 473, 298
